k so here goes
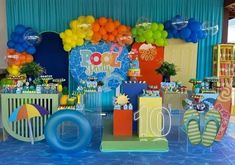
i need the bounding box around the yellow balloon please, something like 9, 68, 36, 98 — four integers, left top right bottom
71, 41, 76, 47
77, 16, 86, 24
71, 35, 77, 41
59, 32, 65, 39
85, 36, 92, 41
65, 37, 72, 44
65, 29, 73, 36
76, 38, 84, 46
86, 16, 95, 24
7, 66, 12, 73
64, 44, 72, 52
70, 20, 78, 30
11, 65, 19, 70
10, 69, 19, 76
87, 30, 94, 37
57, 84, 63, 93
76, 32, 86, 39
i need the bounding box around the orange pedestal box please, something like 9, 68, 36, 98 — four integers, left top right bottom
113, 110, 133, 136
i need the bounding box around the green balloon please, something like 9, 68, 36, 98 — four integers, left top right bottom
151, 23, 158, 31
137, 28, 144, 35
135, 37, 141, 42
163, 39, 168, 46
153, 31, 161, 39
158, 24, 164, 31
144, 30, 153, 39
131, 28, 137, 36
139, 36, 146, 42
161, 30, 168, 38
155, 38, 164, 46
146, 38, 154, 44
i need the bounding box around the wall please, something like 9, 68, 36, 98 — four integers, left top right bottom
0, 0, 7, 69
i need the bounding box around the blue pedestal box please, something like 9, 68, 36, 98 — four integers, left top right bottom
121, 82, 148, 133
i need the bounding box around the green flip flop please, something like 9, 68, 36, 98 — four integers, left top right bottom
201, 109, 221, 147
183, 109, 201, 145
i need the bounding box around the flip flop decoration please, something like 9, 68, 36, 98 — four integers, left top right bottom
183, 109, 201, 144
201, 109, 221, 146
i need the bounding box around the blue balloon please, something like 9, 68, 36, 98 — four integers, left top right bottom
167, 32, 174, 39
165, 16, 206, 43
26, 46, 36, 54
18, 37, 25, 43
180, 28, 191, 39
13, 34, 20, 43
164, 20, 172, 30
22, 42, 30, 49
171, 15, 187, 30
185, 37, 192, 42
171, 28, 178, 35
189, 21, 202, 32
188, 18, 196, 23
15, 44, 24, 52
174, 15, 183, 20
173, 32, 180, 38
10, 32, 17, 40
23, 29, 41, 46
7, 40, 15, 48
15, 24, 26, 34
190, 32, 198, 43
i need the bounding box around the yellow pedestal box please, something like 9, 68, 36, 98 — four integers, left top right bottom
138, 96, 162, 138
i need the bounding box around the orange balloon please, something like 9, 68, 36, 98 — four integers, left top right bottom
25, 54, 34, 63
19, 54, 26, 61
118, 25, 127, 33
92, 22, 100, 32
108, 34, 115, 42
92, 32, 102, 42
107, 18, 113, 22
7, 59, 15, 66
14, 52, 21, 60
98, 17, 108, 26
102, 34, 108, 40
99, 27, 107, 36
112, 30, 118, 36
7, 48, 16, 55
105, 22, 115, 32
14, 60, 21, 66
114, 20, 121, 27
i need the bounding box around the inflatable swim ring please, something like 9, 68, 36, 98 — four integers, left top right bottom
45, 109, 92, 152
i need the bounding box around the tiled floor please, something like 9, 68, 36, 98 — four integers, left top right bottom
0, 112, 234, 165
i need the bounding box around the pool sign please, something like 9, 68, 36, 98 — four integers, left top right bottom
80, 50, 121, 76
69, 41, 130, 91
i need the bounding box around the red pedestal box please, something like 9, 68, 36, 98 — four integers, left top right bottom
113, 110, 133, 136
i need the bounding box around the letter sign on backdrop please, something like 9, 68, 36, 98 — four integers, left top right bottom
69, 42, 130, 92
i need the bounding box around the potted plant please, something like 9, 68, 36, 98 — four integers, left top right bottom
20, 62, 46, 79
155, 62, 176, 82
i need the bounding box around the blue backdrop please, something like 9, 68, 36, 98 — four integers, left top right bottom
6, 0, 224, 110
6, 0, 224, 79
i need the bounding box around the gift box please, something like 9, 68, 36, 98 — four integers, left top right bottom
113, 110, 133, 136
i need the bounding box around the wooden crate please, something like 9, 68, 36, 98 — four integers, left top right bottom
1, 94, 59, 142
